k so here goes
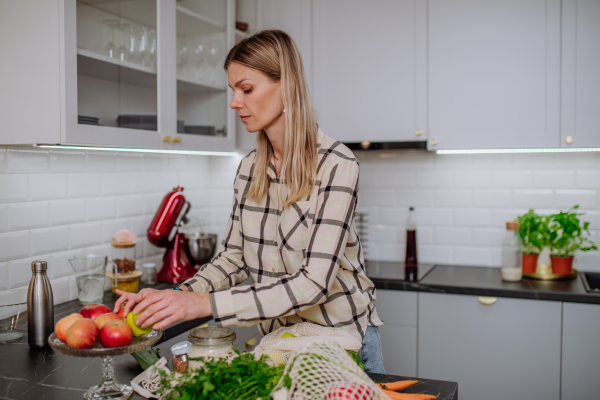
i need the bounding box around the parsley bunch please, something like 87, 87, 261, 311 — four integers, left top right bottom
159, 350, 284, 400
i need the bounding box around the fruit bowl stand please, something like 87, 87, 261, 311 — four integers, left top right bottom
48, 329, 163, 400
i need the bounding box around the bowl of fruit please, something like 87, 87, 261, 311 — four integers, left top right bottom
49, 303, 162, 400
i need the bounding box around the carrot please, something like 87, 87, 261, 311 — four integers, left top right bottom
382, 389, 438, 400
377, 380, 419, 391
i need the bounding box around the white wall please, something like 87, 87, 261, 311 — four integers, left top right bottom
1, 145, 599, 307
0, 146, 242, 305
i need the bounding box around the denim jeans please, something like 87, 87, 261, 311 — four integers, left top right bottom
358, 326, 386, 374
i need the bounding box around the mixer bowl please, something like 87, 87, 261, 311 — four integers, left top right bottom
186, 233, 217, 266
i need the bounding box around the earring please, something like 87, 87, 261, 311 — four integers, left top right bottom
283, 108, 286, 113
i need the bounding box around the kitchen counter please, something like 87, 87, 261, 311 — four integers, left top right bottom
0, 314, 458, 400
367, 263, 600, 305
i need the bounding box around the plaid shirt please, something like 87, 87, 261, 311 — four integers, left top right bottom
180, 129, 382, 341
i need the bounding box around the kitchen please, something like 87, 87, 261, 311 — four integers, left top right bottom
1, 0, 599, 399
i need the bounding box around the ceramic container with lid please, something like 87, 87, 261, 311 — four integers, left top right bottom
187, 326, 236, 370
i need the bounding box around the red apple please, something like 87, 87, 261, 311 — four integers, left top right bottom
65, 318, 99, 349
79, 303, 111, 321
55, 313, 84, 343
117, 301, 128, 320
94, 313, 121, 329
99, 320, 133, 348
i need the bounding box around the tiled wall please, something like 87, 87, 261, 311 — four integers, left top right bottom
0, 146, 241, 305
353, 151, 600, 271
2, 146, 599, 307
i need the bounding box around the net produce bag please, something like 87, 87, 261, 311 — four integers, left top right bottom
270, 339, 389, 400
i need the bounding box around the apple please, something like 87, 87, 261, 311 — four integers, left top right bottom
94, 313, 121, 329
79, 303, 111, 321
99, 320, 133, 348
65, 318, 99, 349
55, 313, 84, 343
126, 311, 153, 337
117, 301, 128, 320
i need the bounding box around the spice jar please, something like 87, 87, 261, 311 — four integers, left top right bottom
142, 262, 157, 286
170, 341, 192, 373
111, 242, 136, 274
187, 326, 236, 371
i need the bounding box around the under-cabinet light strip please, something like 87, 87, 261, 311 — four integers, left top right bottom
436, 148, 600, 155
35, 144, 239, 157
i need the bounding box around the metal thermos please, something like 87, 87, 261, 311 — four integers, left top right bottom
27, 260, 54, 349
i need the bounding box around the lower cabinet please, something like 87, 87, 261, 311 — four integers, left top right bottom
418, 292, 561, 400
376, 290, 418, 376
561, 302, 600, 398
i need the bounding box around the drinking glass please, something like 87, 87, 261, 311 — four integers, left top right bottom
117, 22, 130, 62
137, 26, 149, 67
69, 254, 108, 305
103, 19, 119, 59
148, 29, 157, 70
128, 25, 139, 64
177, 37, 191, 77
191, 37, 207, 82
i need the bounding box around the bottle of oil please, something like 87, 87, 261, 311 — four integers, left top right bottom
405, 207, 418, 281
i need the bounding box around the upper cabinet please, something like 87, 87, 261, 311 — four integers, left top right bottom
428, 0, 561, 150
0, 0, 236, 151
312, 0, 427, 144
561, 0, 600, 148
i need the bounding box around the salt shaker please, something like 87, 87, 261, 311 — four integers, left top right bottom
27, 260, 54, 349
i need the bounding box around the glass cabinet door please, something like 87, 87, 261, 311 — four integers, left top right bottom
76, 0, 158, 131
176, 0, 228, 138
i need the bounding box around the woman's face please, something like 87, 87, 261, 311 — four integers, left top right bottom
228, 62, 284, 132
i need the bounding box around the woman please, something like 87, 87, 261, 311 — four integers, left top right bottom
114, 30, 385, 373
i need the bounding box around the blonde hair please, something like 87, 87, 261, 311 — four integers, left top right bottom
224, 30, 318, 207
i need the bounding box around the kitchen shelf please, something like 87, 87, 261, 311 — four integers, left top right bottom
177, 76, 227, 93
176, 5, 225, 35
77, 49, 156, 88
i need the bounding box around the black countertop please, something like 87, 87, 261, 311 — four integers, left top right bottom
0, 282, 458, 400
366, 262, 600, 305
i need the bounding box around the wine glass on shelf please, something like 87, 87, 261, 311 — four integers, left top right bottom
137, 26, 148, 67
177, 36, 191, 78
128, 25, 139, 64
190, 36, 207, 82
103, 19, 119, 59
148, 29, 157, 71
117, 23, 130, 62
207, 35, 219, 83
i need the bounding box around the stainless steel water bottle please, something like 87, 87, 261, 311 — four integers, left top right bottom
27, 260, 54, 348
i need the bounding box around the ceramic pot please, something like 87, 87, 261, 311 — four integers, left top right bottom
550, 256, 574, 275
522, 253, 539, 273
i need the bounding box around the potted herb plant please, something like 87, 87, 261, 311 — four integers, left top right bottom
517, 210, 549, 273
548, 205, 597, 275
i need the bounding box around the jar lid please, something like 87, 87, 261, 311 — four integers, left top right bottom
506, 221, 519, 231
143, 263, 157, 269
188, 326, 236, 347
170, 341, 192, 355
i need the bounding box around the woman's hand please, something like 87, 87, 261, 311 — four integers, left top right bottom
113, 288, 212, 330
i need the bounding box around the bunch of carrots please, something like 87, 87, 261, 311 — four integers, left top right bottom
376, 380, 438, 400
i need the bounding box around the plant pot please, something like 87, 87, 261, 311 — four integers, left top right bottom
550, 256, 574, 275
522, 253, 539, 273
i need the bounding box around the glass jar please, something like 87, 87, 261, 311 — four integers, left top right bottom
111, 242, 136, 274
187, 327, 236, 371
501, 221, 523, 282
171, 341, 192, 373
142, 262, 157, 286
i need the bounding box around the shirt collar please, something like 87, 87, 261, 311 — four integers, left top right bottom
266, 127, 324, 180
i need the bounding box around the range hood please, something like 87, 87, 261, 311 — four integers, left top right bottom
344, 141, 428, 151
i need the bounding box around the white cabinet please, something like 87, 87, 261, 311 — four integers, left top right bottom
561, 0, 600, 148
0, 0, 237, 152
376, 290, 418, 376
312, 0, 427, 143
418, 292, 561, 400
561, 302, 600, 398
428, 0, 561, 150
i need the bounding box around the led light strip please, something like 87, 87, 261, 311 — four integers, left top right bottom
436, 148, 600, 155
35, 144, 239, 157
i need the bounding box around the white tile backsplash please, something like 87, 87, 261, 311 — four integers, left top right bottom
2, 148, 600, 307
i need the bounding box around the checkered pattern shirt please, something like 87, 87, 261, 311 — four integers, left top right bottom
179, 129, 382, 341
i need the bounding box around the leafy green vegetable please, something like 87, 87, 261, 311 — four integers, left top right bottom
158, 349, 284, 400
548, 205, 597, 257
131, 347, 161, 370
517, 209, 550, 254
346, 350, 365, 371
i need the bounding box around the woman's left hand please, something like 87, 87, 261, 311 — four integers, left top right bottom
116, 288, 213, 330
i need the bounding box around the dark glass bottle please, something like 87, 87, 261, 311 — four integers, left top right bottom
405, 207, 418, 281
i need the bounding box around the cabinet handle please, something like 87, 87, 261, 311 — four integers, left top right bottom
415, 129, 422, 137
565, 135, 573, 144
162, 136, 173, 143
430, 139, 438, 146
173, 136, 182, 143
478, 296, 497, 306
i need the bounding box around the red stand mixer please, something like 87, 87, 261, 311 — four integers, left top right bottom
147, 186, 197, 283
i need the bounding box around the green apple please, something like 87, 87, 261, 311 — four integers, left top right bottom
125, 311, 153, 336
